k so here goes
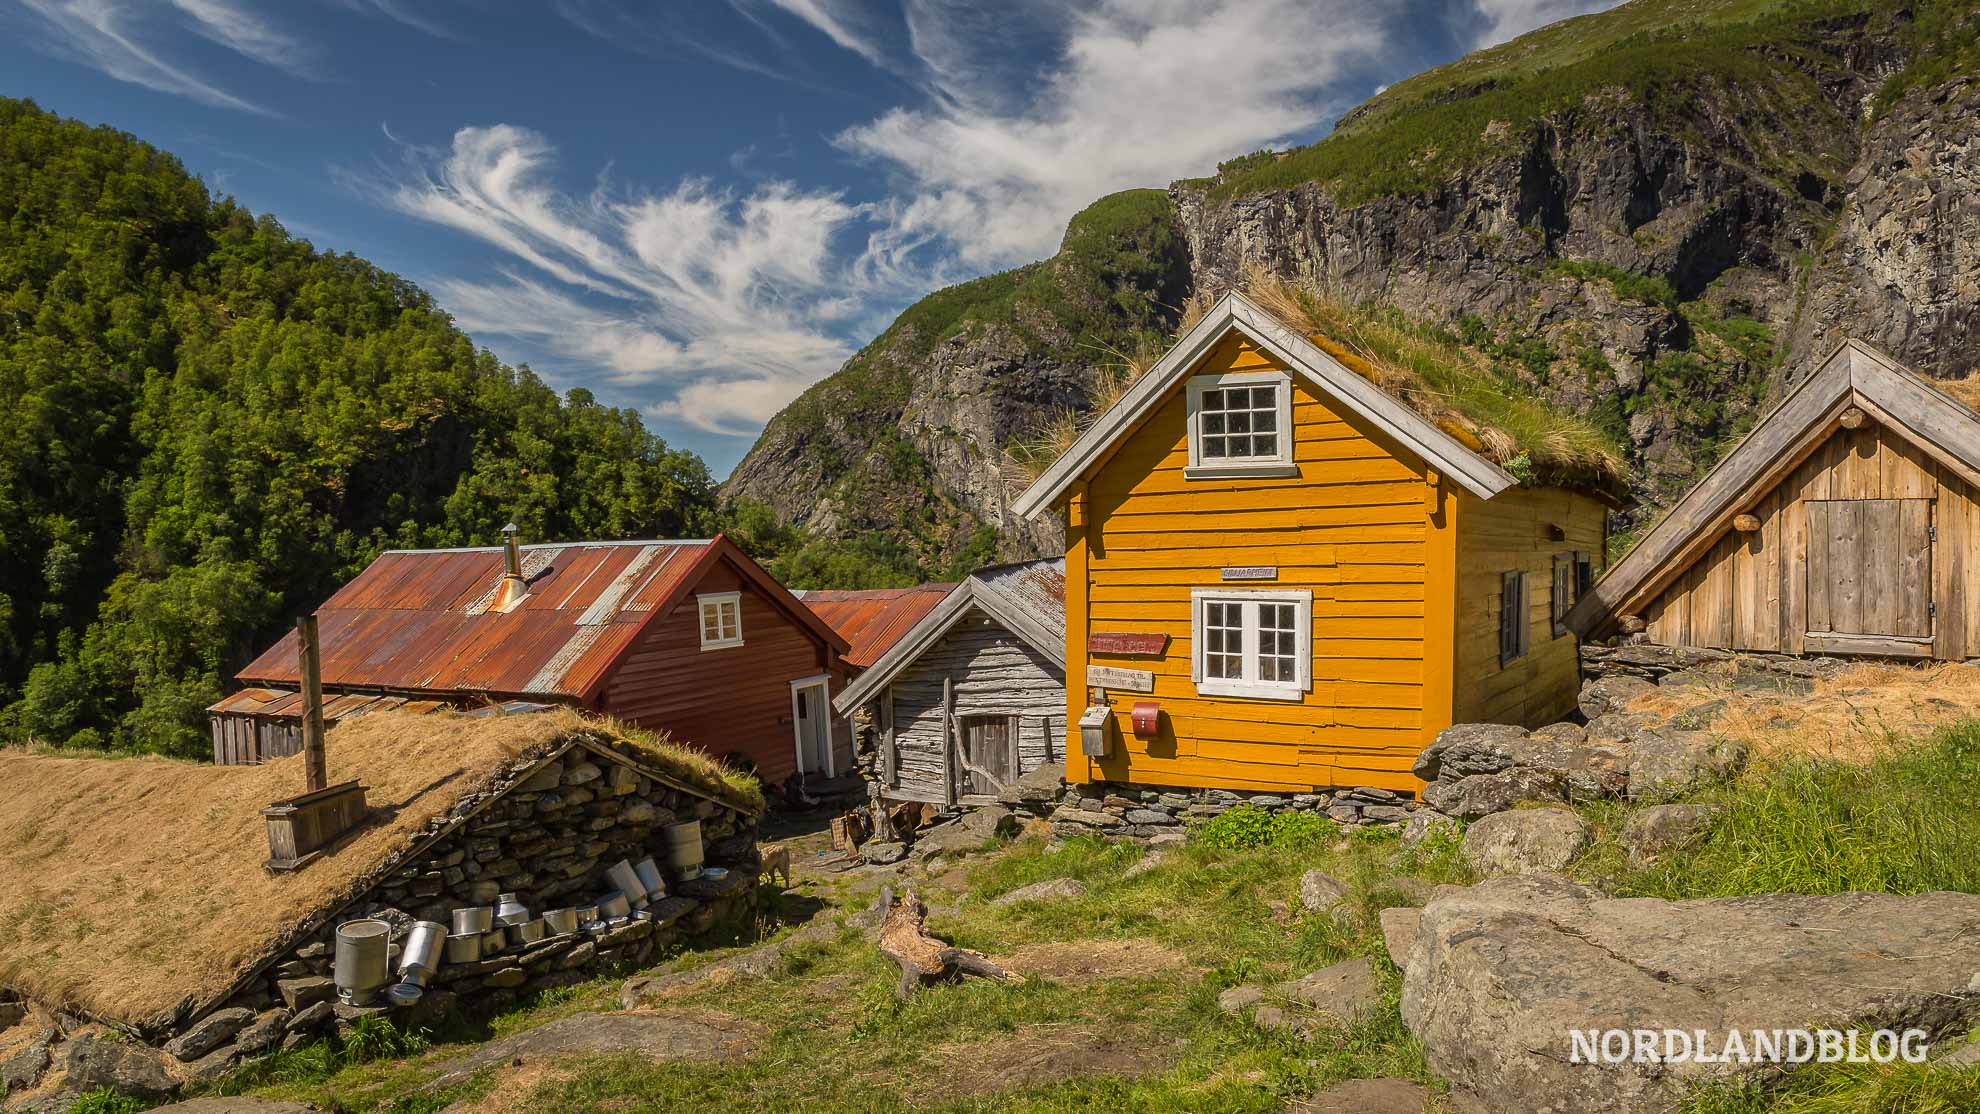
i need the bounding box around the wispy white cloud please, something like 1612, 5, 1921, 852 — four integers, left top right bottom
1470, 0, 1624, 47
837, 0, 1388, 267
375, 124, 915, 435
166, 0, 311, 71
752, 0, 891, 67
12, 0, 277, 113
331, 0, 466, 42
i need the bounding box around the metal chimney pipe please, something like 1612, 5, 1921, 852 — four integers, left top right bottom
297, 614, 327, 793
501, 522, 521, 577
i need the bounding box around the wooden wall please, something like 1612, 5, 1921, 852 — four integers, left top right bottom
1452, 485, 1608, 727
1068, 333, 1438, 794
880, 608, 1064, 805
211, 714, 302, 765
1643, 423, 1980, 660
601, 561, 844, 786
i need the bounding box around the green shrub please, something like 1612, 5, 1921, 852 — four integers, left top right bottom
1193, 803, 1339, 851
64, 1091, 146, 1114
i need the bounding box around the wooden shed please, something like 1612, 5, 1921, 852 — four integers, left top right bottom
208, 533, 852, 789
831, 560, 1066, 805
1009, 291, 1613, 795
1568, 340, 1980, 660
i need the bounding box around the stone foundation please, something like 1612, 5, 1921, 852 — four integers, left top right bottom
1039, 781, 1421, 843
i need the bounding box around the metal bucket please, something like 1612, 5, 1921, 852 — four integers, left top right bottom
386, 982, 423, 1008
451, 906, 492, 935
596, 890, 631, 920
663, 821, 703, 878
576, 903, 598, 926
633, 857, 666, 902
399, 921, 447, 975
513, 918, 546, 945
333, 919, 391, 1005
604, 859, 647, 906
444, 933, 482, 965
542, 908, 578, 937
493, 892, 530, 927
482, 925, 508, 954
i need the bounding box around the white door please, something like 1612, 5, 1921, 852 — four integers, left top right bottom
791, 677, 833, 776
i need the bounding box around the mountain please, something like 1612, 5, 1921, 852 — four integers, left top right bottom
725, 0, 1980, 569
0, 98, 717, 757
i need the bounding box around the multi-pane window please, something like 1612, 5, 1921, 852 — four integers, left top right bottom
698, 592, 742, 650
1197, 384, 1280, 461
1499, 572, 1529, 665
1191, 589, 1311, 700
1204, 601, 1244, 680
1186, 371, 1294, 477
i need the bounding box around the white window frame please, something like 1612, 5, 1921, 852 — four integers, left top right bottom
1190, 588, 1312, 701
697, 591, 743, 650
789, 674, 833, 777
1184, 369, 1298, 479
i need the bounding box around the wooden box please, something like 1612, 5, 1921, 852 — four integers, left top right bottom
263, 780, 368, 871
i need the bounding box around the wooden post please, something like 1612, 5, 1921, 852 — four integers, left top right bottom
297, 615, 327, 793
942, 674, 957, 806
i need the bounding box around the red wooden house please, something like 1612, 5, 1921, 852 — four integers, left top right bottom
207, 532, 850, 789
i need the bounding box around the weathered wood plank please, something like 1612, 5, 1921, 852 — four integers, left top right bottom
1899, 498, 1933, 638
1807, 499, 1831, 633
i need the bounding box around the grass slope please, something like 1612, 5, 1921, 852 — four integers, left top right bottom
1208, 0, 1977, 206
188, 715, 1980, 1113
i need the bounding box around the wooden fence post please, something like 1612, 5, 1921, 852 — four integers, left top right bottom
298, 615, 327, 793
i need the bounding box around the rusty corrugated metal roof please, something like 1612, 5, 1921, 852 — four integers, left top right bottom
971, 558, 1066, 642
799, 584, 956, 670
233, 540, 712, 699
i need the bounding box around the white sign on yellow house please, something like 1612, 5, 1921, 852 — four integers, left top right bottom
1011, 291, 1611, 794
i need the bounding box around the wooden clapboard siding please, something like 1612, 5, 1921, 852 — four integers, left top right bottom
1058, 329, 1604, 794
1641, 420, 1980, 660
883, 607, 1064, 804
601, 562, 839, 785
1450, 484, 1606, 728
1067, 333, 1432, 792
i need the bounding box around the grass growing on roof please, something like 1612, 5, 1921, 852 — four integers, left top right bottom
0, 707, 759, 1028
1242, 269, 1628, 493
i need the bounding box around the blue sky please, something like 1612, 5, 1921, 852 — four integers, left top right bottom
0, 0, 1620, 475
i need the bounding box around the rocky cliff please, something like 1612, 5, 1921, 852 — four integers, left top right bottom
724, 0, 1980, 578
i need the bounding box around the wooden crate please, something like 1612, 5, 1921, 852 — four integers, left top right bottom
263, 780, 368, 871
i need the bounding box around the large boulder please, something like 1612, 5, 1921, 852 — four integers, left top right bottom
63, 1033, 179, 1101
1461, 808, 1589, 876
999, 763, 1065, 806
1626, 731, 1746, 801
1298, 870, 1351, 916
1412, 723, 1530, 781
1401, 876, 1980, 1113
1423, 767, 1567, 820
992, 878, 1088, 906
1619, 803, 1720, 869
1379, 907, 1419, 970
1577, 674, 1657, 720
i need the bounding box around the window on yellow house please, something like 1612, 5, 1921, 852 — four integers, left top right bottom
1185, 371, 1296, 478
1190, 588, 1311, 700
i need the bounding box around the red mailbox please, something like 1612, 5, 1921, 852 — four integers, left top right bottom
1130, 701, 1161, 738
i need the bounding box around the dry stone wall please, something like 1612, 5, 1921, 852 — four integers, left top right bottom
0, 743, 762, 1108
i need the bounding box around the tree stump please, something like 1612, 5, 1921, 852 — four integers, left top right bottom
875, 886, 1019, 1000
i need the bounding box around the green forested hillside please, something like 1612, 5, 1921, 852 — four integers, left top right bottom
0, 98, 717, 757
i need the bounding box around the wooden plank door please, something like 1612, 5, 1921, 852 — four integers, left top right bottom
958, 715, 1017, 795
1804, 498, 1934, 656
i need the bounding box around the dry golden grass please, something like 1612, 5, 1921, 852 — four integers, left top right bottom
0, 707, 753, 1029
1936, 375, 1980, 414
1621, 659, 1980, 765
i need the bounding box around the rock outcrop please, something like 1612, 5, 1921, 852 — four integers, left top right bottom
729, 4, 1980, 564
1414, 718, 1742, 819
1401, 876, 1980, 1113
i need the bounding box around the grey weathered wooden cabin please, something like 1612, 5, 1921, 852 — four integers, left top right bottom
1568, 340, 1980, 660
833, 559, 1066, 805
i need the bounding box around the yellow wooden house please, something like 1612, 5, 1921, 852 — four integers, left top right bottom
1009, 291, 1612, 795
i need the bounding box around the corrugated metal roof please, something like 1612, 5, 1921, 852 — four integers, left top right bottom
233, 540, 712, 699
970, 557, 1066, 642
800, 584, 956, 669
205, 688, 551, 722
